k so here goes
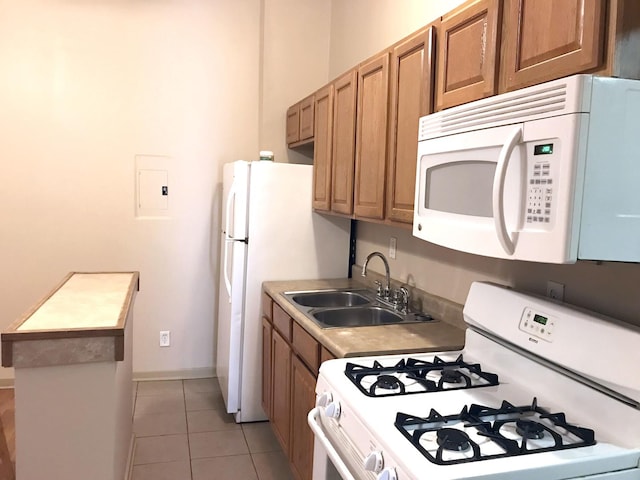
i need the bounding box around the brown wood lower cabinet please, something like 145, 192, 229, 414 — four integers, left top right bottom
262, 292, 333, 480
290, 355, 316, 480
271, 329, 291, 454
261, 316, 272, 417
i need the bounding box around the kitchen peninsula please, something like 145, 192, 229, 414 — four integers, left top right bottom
1, 272, 139, 480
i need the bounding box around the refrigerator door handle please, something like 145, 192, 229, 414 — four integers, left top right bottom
223, 180, 237, 299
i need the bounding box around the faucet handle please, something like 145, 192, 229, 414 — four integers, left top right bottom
395, 287, 410, 312
373, 280, 383, 297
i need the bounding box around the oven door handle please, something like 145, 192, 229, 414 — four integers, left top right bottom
492, 126, 522, 255
308, 408, 358, 480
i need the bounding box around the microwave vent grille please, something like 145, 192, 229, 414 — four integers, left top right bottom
420, 83, 572, 140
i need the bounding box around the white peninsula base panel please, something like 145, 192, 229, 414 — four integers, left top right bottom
2, 272, 139, 480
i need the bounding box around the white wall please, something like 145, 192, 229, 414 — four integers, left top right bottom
327, 0, 640, 328
0, 0, 261, 378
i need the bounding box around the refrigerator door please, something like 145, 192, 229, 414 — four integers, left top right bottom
235, 161, 351, 423
216, 161, 249, 415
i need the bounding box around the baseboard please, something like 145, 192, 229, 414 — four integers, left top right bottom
0, 368, 216, 386
133, 367, 215, 381
0, 379, 14, 389
124, 434, 135, 480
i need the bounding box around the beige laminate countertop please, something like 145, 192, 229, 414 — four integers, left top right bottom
263, 278, 466, 358
2, 272, 139, 368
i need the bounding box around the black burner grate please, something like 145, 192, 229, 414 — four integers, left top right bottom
394, 398, 596, 465
344, 354, 499, 397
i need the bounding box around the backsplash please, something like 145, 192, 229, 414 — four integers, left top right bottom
356, 222, 640, 329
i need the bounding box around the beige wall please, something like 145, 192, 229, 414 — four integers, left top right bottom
0, 0, 261, 379
261, 0, 332, 164
328, 0, 464, 79
328, 1, 640, 328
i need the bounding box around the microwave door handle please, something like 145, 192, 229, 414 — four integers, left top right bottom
492, 127, 522, 255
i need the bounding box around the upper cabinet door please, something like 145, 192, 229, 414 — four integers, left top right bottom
500, 0, 605, 92
286, 105, 300, 145
436, 0, 502, 111
354, 52, 390, 220
299, 95, 315, 141
386, 26, 436, 224
331, 69, 358, 215
312, 85, 333, 212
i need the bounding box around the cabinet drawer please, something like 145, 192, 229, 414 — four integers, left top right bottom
320, 346, 337, 365
262, 292, 273, 322
272, 303, 292, 342
292, 322, 319, 372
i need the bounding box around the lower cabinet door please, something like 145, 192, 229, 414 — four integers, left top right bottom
290, 355, 316, 480
271, 329, 291, 454
261, 317, 272, 417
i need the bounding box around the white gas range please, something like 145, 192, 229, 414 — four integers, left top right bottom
308, 282, 640, 480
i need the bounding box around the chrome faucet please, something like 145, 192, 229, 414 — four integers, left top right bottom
362, 251, 391, 300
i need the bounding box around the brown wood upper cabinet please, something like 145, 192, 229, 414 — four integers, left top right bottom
330, 69, 358, 215
354, 52, 390, 220
286, 95, 315, 147
312, 84, 334, 211
436, 0, 502, 110
500, 0, 604, 92
499, 0, 640, 92
386, 26, 436, 224
286, 105, 300, 145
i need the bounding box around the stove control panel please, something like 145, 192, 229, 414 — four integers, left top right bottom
519, 307, 556, 342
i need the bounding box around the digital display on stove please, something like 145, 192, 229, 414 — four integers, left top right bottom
533, 314, 548, 325
534, 143, 554, 155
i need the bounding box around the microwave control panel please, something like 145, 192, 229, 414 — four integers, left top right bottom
519, 307, 556, 342
526, 142, 555, 227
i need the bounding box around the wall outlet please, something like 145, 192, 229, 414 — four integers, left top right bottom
389, 237, 397, 259
159, 330, 170, 347
546, 281, 565, 301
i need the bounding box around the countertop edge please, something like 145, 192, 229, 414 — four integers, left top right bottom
2, 271, 140, 368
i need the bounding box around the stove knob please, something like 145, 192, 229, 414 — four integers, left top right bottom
363, 451, 383, 473
377, 467, 397, 480
324, 400, 341, 419
316, 391, 333, 408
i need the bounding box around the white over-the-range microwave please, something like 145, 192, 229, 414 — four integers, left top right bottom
413, 74, 640, 264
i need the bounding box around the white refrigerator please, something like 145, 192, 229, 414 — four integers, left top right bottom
216, 160, 351, 423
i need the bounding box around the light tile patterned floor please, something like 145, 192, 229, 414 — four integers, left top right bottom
132, 379, 294, 480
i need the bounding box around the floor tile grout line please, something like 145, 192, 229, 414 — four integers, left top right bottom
181, 380, 194, 480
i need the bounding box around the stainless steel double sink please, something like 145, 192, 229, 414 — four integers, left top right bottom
282, 289, 434, 329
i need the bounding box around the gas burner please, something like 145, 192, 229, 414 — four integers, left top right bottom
344, 354, 499, 397
516, 420, 545, 440
440, 369, 463, 384
437, 428, 471, 451
370, 375, 404, 394
395, 398, 596, 465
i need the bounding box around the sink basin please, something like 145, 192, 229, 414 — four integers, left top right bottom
287, 290, 370, 308
282, 288, 436, 329
312, 306, 403, 328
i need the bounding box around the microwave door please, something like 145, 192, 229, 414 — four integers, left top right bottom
414, 124, 526, 259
